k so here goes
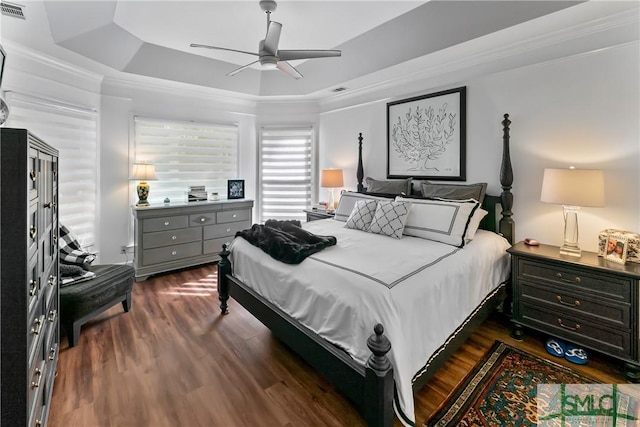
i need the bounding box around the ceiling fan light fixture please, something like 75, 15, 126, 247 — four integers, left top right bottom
260, 57, 278, 69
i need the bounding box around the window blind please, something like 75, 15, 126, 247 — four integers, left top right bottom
259, 127, 313, 223
5, 91, 98, 250
133, 117, 238, 204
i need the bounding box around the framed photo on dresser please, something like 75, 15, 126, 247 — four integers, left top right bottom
605, 234, 628, 264
227, 179, 245, 200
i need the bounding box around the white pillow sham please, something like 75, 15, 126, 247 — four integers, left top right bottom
333, 191, 393, 222
396, 196, 481, 247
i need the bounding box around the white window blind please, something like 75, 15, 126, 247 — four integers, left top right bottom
133, 117, 238, 204
5, 91, 98, 250
259, 127, 313, 223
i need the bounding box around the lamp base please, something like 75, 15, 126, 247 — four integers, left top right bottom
136, 181, 150, 207
559, 244, 581, 257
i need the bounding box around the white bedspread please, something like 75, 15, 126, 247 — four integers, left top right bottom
229, 219, 511, 425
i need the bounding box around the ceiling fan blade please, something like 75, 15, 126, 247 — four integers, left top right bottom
277, 49, 341, 61
263, 21, 282, 55
276, 61, 303, 80
190, 43, 259, 57
227, 60, 260, 77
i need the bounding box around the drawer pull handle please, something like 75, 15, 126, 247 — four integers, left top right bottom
30, 171, 37, 181
44, 201, 56, 209
35, 420, 42, 427
232, 214, 237, 218
226, 228, 231, 233
29, 279, 37, 296
48, 309, 57, 323
557, 318, 580, 331
31, 368, 42, 389
200, 217, 206, 222
31, 317, 43, 335
172, 236, 177, 240
172, 251, 177, 256
48, 275, 57, 286
164, 221, 170, 226
556, 296, 580, 307
30, 226, 37, 239
556, 272, 581, 283
48, 346, 57, 361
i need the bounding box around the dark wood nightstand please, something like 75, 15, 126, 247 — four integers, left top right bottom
508, 241, 640, 381
303, 209, 335, 222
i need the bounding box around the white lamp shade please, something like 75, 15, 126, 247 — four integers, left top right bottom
541, 168, 604, 207
130, 163, 158, 181
320, 169, 344, 188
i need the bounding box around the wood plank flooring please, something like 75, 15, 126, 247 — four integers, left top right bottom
49, 264, 627, 427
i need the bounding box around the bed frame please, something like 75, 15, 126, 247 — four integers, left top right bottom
218, 114, 514, 427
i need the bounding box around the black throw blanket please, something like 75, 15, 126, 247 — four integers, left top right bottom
236, 219, 337, 264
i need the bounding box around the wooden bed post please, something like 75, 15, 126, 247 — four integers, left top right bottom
364, 324, 394, 427
499, 114, 514, 244
357, 133, 365, 193
218, 243, 231, 314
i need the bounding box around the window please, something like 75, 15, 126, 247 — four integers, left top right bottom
133, 117, 238, 204
259, 126, 314, 223
6, 91, 98, 249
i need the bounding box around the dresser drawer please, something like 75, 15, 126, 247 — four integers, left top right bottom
519, 280, 630, 329
28, 310, 45, 366
203, 237, 234, 255
143, 227, 201, 249
27, 357, 46, 426
189, 212, 216, 227
28, 202, 38, 259
204, 220, 250, 240
143, 215, 189, 233
27, 257, 39, 318
518, 258, 631, 302
520, 302, 632, 359
217, 209, 251, 224
142, 241, 202, 265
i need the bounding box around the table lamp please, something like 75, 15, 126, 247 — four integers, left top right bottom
130, 162, 158, 207
540, 167, 604, 257
321, 169, 343, 212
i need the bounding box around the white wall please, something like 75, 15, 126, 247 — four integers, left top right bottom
319, 42, 640, 252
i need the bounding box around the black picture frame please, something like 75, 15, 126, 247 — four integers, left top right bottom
387, 86, 466, 181
227, 179, 245, 200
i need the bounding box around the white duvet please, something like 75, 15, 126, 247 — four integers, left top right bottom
229, 219, 511, 425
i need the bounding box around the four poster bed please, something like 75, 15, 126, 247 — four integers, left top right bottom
218, 114, 515, 427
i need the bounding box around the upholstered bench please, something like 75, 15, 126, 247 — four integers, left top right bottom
59, 264, 135, 347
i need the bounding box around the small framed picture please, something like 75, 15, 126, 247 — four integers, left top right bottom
227, 179, 245, 200
605, 234, 628, 264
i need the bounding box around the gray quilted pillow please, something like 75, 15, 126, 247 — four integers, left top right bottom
368, 201, 411, 239
345, 200, 378, 231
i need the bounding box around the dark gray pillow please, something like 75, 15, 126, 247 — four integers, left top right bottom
365, 177, 411, 195
420, 182, 488, 204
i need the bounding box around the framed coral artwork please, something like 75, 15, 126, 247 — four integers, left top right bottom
387, 86, 466, 180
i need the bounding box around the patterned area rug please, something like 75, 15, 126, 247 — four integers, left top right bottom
424, 341, 637, 426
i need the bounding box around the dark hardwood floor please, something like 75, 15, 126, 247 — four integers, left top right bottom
49, 263, 627, 427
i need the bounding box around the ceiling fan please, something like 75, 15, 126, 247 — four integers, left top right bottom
190, 0, 341, 80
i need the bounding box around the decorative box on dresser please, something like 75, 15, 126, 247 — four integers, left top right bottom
1, 128, 60, 426
132, 200, 253, 281
508, 241, 640, 381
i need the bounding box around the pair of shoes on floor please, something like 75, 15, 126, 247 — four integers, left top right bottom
545, 337, 588, 365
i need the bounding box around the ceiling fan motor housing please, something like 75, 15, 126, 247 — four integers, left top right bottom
259, 0, 277, 14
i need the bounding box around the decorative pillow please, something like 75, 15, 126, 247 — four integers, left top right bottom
334, 191, 392, 222
365, 177, 412, 196
420, 182, 488, 204
345, 200, 378, 231
368, 201, 411, 239
465, 207, 488, 242
396, 196, 481, 247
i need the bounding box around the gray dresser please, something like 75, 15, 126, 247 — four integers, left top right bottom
1, 128, 60, 426
132, 200, 253, 280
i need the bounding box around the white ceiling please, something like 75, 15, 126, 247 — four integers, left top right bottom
3, 0, 635, 101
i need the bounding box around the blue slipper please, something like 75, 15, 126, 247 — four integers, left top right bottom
545, 337, 566, 357
565, 345, 588, 365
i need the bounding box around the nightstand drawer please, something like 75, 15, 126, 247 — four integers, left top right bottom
519, 259, 631, 302
519, 280, 630, 329
520, 302, 632, 359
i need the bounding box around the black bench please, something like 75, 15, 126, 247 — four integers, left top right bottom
59, 264, 135, 347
